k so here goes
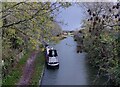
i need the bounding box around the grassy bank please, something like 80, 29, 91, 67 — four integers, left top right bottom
29, 51, 45, 85
2, 50, 31, 85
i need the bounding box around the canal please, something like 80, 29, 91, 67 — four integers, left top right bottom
41, 37, 108, 85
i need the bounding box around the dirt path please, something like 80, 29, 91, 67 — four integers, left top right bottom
17, 51, 38, 85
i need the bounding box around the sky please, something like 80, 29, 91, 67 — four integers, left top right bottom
56, 4, 85, 31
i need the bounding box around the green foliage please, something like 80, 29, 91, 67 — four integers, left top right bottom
2, 51, 30, 85
80, 2, 120, 85
2, 2, 69, 83
83, 27, 120, 85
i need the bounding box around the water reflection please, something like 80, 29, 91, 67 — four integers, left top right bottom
76, 45, 83, 53
41, 37, 88, 85
41, 37, 109, 85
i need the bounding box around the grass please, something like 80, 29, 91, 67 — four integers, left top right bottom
2, 50, 31, 85
29, 35, 64, 85
29, 51, 45, 85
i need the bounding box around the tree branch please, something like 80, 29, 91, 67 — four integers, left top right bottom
1, 3, 61, 28
1, 2, 24, 13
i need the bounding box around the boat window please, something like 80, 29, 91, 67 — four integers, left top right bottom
48, 50, 58, 57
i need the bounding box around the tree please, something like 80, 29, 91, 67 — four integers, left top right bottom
1, 2, 71, 78
79, 2, 120, 85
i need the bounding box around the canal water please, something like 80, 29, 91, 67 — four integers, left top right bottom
41, 37, 108, 85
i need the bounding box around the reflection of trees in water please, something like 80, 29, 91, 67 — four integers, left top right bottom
65, 40, 84, 53
76, 45, 83, 53
76, 39, 84, 53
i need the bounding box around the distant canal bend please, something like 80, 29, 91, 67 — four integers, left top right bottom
41, 37, 108, 85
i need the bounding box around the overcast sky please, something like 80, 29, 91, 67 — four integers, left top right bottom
56, 4, 85, 31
